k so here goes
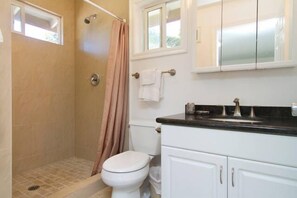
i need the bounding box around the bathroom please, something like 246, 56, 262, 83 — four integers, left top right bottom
0, 0, 297, 197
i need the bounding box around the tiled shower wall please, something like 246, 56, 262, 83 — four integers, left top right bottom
74, 0, 129, 161
12, 0, 76, 174
0, 0, 12, 197
12, 0, 130, 173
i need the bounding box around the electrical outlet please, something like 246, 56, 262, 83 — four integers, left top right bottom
292, 103, 297, 116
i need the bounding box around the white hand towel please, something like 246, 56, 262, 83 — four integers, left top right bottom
140, 69, 156, 85
139, 69, 163, 102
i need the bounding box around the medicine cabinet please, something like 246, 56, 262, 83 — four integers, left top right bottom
192, 0, 297, 73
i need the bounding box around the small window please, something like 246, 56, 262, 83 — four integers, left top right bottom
11, 0, 63, 45
144, 0, 181, 51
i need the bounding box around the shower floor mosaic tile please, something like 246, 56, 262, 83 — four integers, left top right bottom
12, 157, 94, 198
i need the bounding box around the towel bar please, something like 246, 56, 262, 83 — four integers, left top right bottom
131, 69, 176, 79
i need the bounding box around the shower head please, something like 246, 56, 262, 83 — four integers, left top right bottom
84, 14, 97, 24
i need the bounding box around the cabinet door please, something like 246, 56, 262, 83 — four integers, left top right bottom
221, 0, 257, 70
228, 157, 297, 198
162, 146, 227, 198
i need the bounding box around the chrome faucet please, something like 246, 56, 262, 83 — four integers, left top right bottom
233, 98, 241, 117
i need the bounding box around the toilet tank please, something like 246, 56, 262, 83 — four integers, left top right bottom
129, 120, 161, 156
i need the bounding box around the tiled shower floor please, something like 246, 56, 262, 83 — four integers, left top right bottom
12, 157, 94, 197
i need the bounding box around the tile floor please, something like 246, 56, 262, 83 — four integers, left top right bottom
12, 157, 94, 197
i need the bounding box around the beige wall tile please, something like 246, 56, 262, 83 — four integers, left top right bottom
0, 0, 12, 197
12, 0, 75, 174
12, 125, 35, 160
0, 151, 12, 197
12, 0, 129, 174
13, 154, 45, 174
75, 146, 97, 162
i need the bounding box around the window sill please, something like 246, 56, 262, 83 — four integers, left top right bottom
130, 46, 187, 61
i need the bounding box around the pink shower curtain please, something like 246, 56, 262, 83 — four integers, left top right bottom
91, 20, 129, 175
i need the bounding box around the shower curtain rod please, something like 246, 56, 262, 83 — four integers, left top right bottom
83, 0, 126, 23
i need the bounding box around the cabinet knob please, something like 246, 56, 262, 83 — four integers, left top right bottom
155, 127, 161, 133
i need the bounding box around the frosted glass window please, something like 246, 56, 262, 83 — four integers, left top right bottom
11, 0, 62, 45
144, 0, 182, 51
166, 0, 181, 48
148, 9, 162, 50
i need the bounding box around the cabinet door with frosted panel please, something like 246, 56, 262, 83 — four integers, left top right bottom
195, 0, 222, 73
221, 0, 257, 70
162, 146, 227, 198
228, 157, 297, 198
257, 0, 296, 68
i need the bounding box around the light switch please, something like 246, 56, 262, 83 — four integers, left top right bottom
0, 29, 3, 43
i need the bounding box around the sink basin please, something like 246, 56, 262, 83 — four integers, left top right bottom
209, 118, 262, 123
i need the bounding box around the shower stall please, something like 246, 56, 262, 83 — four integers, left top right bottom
11, 0, 128, 197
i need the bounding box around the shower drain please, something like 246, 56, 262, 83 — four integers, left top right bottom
28, 185, 40, 191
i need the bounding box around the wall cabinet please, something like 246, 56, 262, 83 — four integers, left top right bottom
161, 125, 297, 198
192, 0, 297, 73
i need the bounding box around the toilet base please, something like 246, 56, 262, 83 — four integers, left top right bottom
111, 186, 140, 198
101, 152, 150, 198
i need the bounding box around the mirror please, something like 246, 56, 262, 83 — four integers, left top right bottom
221, 0, 257, 68
196, 0, 222, 72
257, 0, 294, 65
194, 0, 296, 73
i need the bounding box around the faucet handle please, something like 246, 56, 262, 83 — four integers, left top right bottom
233, 98, 239, 103
249, 107, 256, 118
221, 105, 226, 116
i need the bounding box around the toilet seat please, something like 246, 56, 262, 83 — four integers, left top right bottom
103, 151, 150, 173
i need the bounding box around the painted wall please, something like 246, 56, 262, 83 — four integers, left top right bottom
75, 0, 129, 161
129, 1, 297, 123
12, 0, 76, 173
0, 0, 12, 197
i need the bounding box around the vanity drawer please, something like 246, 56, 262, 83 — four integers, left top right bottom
161, 125, 297, 167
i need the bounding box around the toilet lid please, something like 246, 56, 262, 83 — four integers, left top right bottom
103, 151, 150, 173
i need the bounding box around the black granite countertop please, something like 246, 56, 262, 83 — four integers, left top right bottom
156, 106, 297, 137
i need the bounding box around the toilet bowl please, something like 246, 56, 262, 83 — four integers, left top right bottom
101, 151, 150, 198
101, 121, 161, 198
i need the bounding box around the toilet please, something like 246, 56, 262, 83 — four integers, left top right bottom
101, 122, 161, 198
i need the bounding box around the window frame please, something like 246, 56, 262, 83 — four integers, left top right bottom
130, 0, 188, 60
11, 0, 63, 45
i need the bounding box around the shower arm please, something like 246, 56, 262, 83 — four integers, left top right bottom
83, 0, 126, 23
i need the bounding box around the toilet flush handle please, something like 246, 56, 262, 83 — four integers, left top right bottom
155, 127, 161, 133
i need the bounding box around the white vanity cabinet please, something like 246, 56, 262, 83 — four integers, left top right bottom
161, 125, 297, 198
228, 157, 297, 198
162, 146, 227, 198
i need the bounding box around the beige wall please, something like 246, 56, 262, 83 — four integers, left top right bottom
0, 0, 12, 197
75, 0, 129, 161
12, 0, 76, 173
